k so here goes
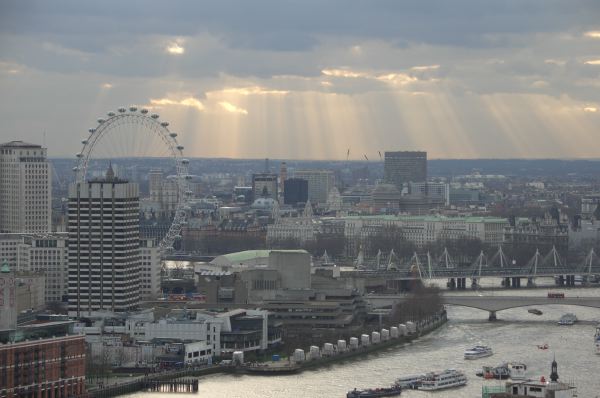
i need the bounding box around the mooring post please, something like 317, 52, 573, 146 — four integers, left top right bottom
488, 311, 497, 321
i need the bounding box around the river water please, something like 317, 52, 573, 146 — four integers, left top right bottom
127, 284, 600, 398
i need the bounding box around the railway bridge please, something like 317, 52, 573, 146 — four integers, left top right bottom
366, 294, 600, 321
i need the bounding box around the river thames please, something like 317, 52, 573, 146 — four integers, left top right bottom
127, 285, 600, 398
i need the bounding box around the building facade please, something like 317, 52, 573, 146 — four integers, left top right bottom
409, 182, 450, 206
0, 233, 68, 303
292, 170, 335, 204
342, 215, 508, 254
0, 333, 86, 398
384, 151, 427, 188
266, 202, 316, 244
140, 238, 162, 300
283, 178, 309, 206
68, 168, 141, 316
251, 173, 278, 200
0, 141, 51, 234
0, 260, 17, 331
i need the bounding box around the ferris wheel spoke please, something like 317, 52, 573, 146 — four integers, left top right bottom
75, 108, 189, 254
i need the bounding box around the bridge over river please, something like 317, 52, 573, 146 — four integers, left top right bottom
366, 293, 600, 320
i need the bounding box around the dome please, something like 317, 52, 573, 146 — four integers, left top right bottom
251, 197, 277, 209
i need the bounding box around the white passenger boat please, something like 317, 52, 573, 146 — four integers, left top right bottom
558, 313, 577, 326
508, 362, 527, 380
464, 345, 493, 359
395, 374, 425, 389
418, 369, 467, 391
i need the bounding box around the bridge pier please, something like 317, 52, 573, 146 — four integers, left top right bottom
456, 277, 466, 290
511, 277, 521, 288
447, 278, 456, 290
566, 275, 575, 286
556, 275, 565, 286
503, 277, 511, 288
488, 311, 497, 321
527, 277, 535, 287
471, 278, 479, 290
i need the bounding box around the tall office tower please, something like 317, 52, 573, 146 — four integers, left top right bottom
279, 162, 287, 195
292, 170, 335, 204
252, 173, 278, 200
67, 165, 141, 317
148, 169, 164, 202
0, 141, 51, 233
384, 151, 427, 188
284, 178, 309, 206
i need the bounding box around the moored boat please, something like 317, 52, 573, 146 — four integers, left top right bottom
464, 345, 493, 359
508, 362, 527, 380
476, 362, 527, 380
346, 384, 402, 398
558, 313, 577, 325
395, 374, 424, 389
528, 308, 543, 315
418, 369, 467, 391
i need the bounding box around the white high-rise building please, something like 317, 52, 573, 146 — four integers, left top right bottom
0, 141, 51, 233
292, 170, 335, 204
68, 165, 141, 316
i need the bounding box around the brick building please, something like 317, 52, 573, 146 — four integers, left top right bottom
0, 321, 85, 398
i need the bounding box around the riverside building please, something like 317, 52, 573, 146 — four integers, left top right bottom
0, 141, 51, 234
67, 165, 141, 317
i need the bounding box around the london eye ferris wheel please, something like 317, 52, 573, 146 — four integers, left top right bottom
73, 106, 192, 253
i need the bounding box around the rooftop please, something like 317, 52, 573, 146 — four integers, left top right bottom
0, 140, 42, 148
214, 249, 308, 264
341, 215, 508, 223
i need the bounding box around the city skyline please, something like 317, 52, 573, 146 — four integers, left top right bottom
1, 1, 600, 160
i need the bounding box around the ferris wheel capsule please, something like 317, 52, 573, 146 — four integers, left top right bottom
185, 190, 193, 195
118, 107, 127, 113
107, 112, 116, 117
97, 118, 106, 124
88, 128, 96, 134
180, 158, 189, 164
169, 132, 178, 138
160, 121, 169, 127
140, 109, 149, 114
72, 166, 79, 172
174, 235, 182, 240
129, 106, 137, 112
151, 113, 160, 119
185, 175, 193, 180
177, 145, 184, 151
76, 153, 83, 158
81, 140, 88, 145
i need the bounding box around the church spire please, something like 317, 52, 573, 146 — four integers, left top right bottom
106, 161, 115, 181
549, 355, 559, 382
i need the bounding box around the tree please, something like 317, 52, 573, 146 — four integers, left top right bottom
364, 226, 416, 258
389, 285, 443, 324
303, 233, 347, 258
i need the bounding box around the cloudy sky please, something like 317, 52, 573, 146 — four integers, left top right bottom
1, 1, 600, 160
